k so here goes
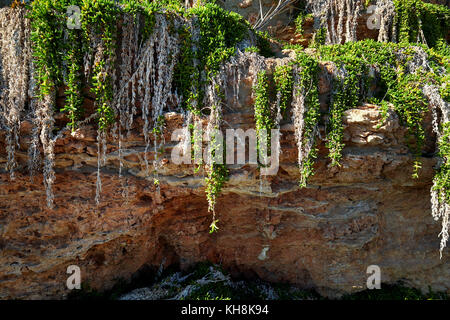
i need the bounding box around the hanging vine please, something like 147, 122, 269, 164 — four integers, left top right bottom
292, 51, 320, 187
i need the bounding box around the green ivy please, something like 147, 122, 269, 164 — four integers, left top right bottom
81, 0, 119, 131
433, 122, 450, 205
29, 0, 67, 97
253, 65, 294, 168
185, 2, 248, 111
255, 30, 274, 58
245, 46, 260, 54
316, 40, 434, 175
171, 3, 251, 232
294, 51, 320, 187
64, 21, 84, 130
205, 101, 229, 233
294, 9, 312, 36
273, 64, 293, 115
311, 27, 326, 48
173, 22, 198, 114
29, 0, 86, 130
393, 0, 450, 48
254, 70, 273, 164
317, 44, 367, 165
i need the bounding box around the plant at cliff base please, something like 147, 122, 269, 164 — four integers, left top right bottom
292, 51, 320, 187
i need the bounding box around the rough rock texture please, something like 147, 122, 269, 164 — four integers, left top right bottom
0, 52, 449, 299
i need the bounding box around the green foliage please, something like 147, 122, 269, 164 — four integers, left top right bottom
90, 59, 115, 130
64, 9, 84, 131
173, 22, 198, 114
253, 65, 294, 169
190, 2, 248, 80
428, 40, 450, 102
311, 27, 326, 48
29, 0, 173, 131
393, 0, 450, 48
245, 46, 260, 53
29, 0, 86, 130
81, 0, 119, 130
285, 39, 448, 185
294, 10, 312, 35
254, 70, 273, 163
315, 40, 439, 174
120, 0, 159, 40
205, 114, 229, 233
205, 161, 228, 212
295, 13, 305, 35
81, 0, 118, 54
152, 115, 165, 136
433, 122, 450, 205
252, 65, 294, 170
274, 64, 293, 114
211, 107, 230, 225
255, 30, 274, 58
29, 0, 67, 96
172, 3, 250, 231
295, 51, 321, 186
394, 0, 422, 44
328, 61, 367, 166
194, 292, 231, 300
364, 0, 373, 7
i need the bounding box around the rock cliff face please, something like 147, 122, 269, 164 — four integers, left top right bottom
1, 49, 448, 299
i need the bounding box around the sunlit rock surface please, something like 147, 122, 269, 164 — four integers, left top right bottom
0, 3, 449, 299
